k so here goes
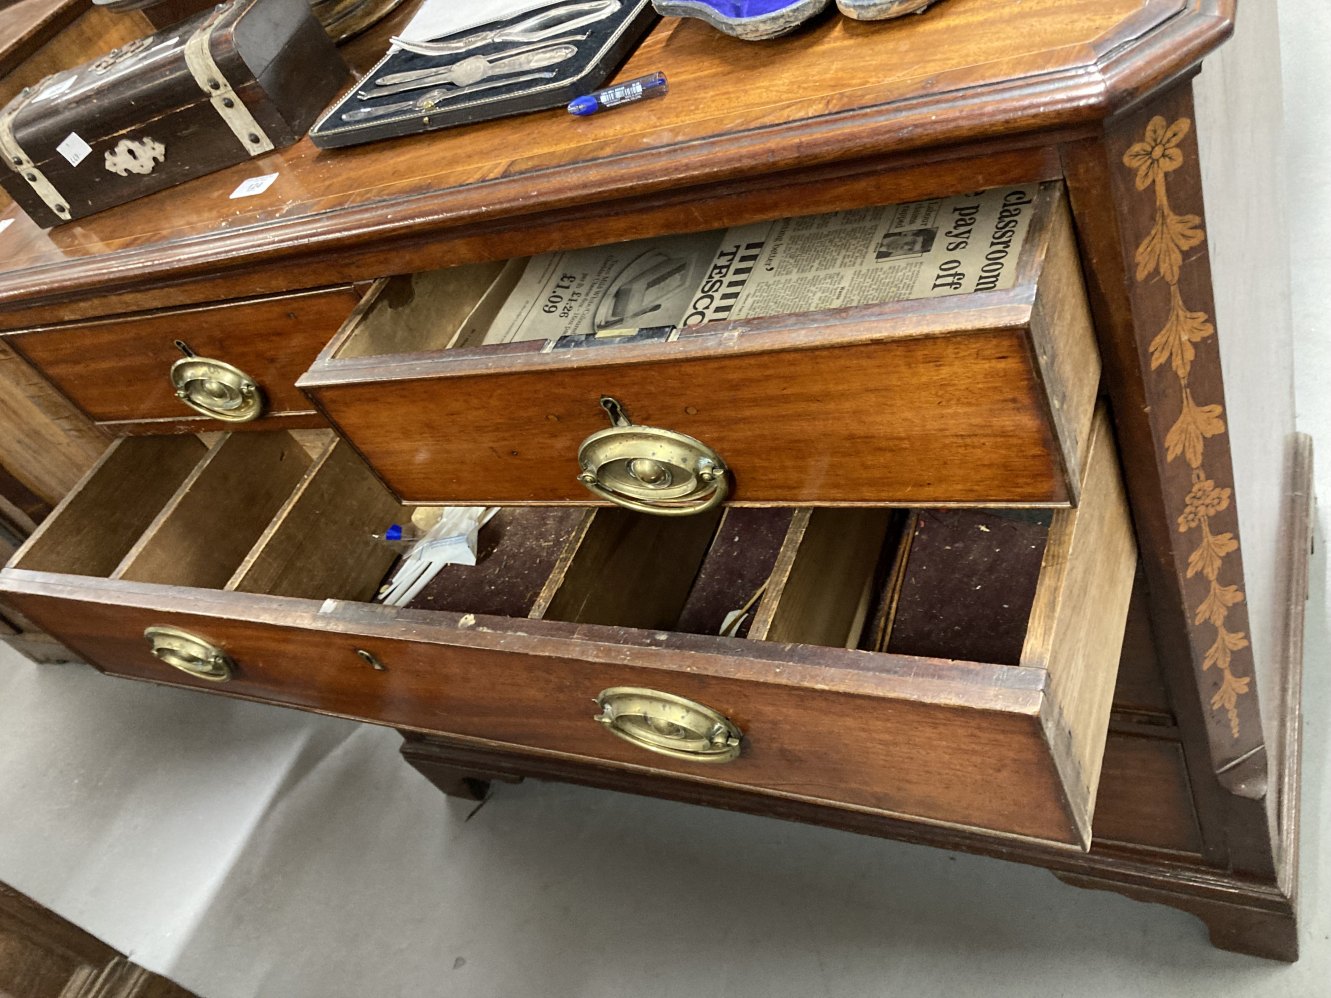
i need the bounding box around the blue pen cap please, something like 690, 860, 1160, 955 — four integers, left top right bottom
568, 95, 600, 116
386, 524, 404, 541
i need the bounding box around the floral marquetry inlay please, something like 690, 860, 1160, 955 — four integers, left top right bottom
1122, 115, 1250, 738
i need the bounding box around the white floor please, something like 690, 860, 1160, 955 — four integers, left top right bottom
3, 3, 1330, 996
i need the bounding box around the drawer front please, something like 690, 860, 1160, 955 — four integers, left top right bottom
300, 185, 1098, 508
5, 286, 362, 432
3, 582, 1087, 847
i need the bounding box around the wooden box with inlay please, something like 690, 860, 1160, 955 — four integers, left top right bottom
0, 0, 345, 227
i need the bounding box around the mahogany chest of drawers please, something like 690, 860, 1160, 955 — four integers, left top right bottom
0, 0, 1311, 962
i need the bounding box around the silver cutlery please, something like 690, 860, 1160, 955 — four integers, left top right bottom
376, 34, 588, 88
389, 0, 619, 57
359, 44, 576, 100
341, 71, 556, 122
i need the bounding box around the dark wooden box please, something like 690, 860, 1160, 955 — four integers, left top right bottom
0, 0, 347, 227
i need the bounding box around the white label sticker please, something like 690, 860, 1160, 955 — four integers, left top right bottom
0, 218, 13, 235
34, 75, 77, 103
56, 132, 92, 167
229, 173, 279, 199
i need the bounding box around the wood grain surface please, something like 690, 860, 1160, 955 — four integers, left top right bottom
1061, 79, 1278, 877
227, 435, 401, 601
0, 881, 198, 998
0, 406, 1138, 850
1110, 569, 1174, 719
113, 432, 312, 588
0, 0, 1234, 324
0, 0, 83, 82
1093, 732, 1203, 854
1023, 410, 1137, 845
752, 508, 891, 647
0, 339, 106, 513
302, 184, 1093, 510
1, 0, 347, 227
537, 506, 724, 629
0, 2, 148, 111
9, 435, 204, 576
399, 725, 1298, 960
0, 0, 1303, 962
1190, 0, 1300, 882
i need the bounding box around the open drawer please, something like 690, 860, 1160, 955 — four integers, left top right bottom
0, 410, 1133, 849
298, 183, 1099, 510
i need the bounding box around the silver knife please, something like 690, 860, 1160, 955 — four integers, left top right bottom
341, 71, 557, 123
360, 44, 577, 100
390, 0, 620, 57
377, 34, 588, 88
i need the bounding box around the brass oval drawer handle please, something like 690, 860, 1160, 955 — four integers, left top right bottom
576, 397, 729, 517
170, 350, 264, 423
594, 687, 742, 763
144, 625, 234, 682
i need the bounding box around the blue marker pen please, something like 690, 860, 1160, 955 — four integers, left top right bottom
567, 71, 668, 116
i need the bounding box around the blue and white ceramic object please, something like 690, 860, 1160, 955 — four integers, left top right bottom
651, 0, 831, 41
836, 0, 942, 20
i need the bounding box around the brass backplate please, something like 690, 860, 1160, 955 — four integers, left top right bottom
170, 356, 264, 422
144, 624, 234, 682
577, 414, 728, 516
594, 687, 742, 762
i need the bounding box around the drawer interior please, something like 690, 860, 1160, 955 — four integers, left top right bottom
330, 260, 524, 361
322, 183, 1052, 368
10, 431, 400, 602
8, 431, 1063, 662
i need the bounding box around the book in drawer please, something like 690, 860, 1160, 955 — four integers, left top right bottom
0, 410, 1134, 849
299, 183, 1099, 510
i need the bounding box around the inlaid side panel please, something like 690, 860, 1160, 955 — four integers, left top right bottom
1062, 82, 1279, 877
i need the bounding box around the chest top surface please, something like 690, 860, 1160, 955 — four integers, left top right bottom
0, 0, 1229, 316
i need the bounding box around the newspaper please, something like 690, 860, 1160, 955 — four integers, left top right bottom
483, 185, 1041, 350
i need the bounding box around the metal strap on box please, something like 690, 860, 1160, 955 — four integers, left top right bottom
184, 2, 275, 155
0, 89, 72, 222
